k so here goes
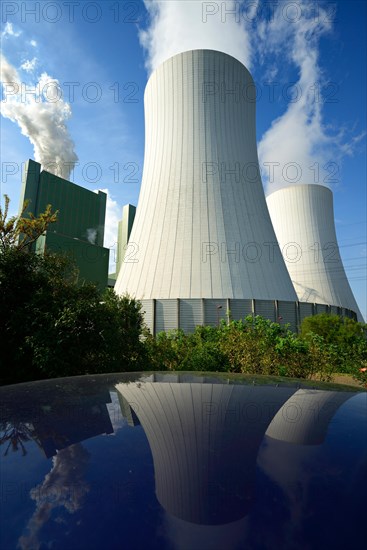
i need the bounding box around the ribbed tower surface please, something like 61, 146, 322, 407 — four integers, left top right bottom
266, 184, 363, 321
115, 50, 297, 301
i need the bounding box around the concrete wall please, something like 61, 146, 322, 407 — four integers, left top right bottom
115, 50, 297, 302
267, 184, 363, 321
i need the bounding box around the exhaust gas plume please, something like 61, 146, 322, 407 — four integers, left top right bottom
1, 54, 78, 180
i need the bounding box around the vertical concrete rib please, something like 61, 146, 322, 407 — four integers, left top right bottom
267, 184, 363, 321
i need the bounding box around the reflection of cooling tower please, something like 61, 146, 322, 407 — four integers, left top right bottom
115, 50, 297, 302
116, 381, 295, 525
266, 185, 363, 321
265, 389, 354, 445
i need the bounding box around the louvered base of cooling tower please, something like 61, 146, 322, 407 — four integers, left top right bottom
140, 298, 357, 335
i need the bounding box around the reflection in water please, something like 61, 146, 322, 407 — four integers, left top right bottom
18, 443, 90, 550
0, 385, 114, 458
265, 389, 354, 445
255, 391, 360, 549
116, 378, 296, 525
0, 374, 364, 550
1, 422, 42, 456
0, 382, 116, 549
32, 390, 114, 458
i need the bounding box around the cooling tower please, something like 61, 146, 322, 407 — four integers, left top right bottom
115, 50, 297, 303
266, 184, 363, 321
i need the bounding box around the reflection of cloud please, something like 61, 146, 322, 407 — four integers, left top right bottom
18, 444, 90, 550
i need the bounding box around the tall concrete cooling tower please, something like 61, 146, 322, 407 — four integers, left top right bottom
115, 50, 297, 312
266, 184, 363, 322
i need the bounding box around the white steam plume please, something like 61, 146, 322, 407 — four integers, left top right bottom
257, 1, 343, 194
140, 1, 363, 195
139, 0, 256, 73
1, 54, 78, 180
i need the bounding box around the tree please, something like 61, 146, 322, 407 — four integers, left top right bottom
0, 196, 145, 385
300, 313, 366, 346
300, 313, 367, 382
0, 194, 58, 252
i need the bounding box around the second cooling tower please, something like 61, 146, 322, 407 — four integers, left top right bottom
115, 50, 296, 302
266, 184, 363, 321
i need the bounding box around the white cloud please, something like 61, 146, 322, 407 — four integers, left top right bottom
1, 22, 21, 39
0, 54, 20, 84
257, 0, 350, 194
139, 1, 364, 195
30, 39, 37, 47
0, 54, 78, 180
98, 188, 121, 273
139, 0, 253, 74
20, 57, 37, 73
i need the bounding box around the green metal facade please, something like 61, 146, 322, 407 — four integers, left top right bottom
20, 159, 109, 287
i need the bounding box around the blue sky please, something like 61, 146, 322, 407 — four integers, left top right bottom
1, 0, 366, 318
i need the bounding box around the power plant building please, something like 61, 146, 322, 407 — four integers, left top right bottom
115, 49, 361, 331
20, 159, 109, 288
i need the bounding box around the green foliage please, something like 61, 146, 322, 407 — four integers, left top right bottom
143, 325, 229, 372
300, 313, 367, 383
1, 192, 365, 387
0, 248, 145, 384
0, 195, 145, 385
143, 313, 367, 386
0, 194, 58, 252
300, 313, 366, 346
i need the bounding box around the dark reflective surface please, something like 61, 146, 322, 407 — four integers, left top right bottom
1, 373, 366, 550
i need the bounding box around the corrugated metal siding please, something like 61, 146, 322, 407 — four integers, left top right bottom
203, 299, 227, 327
315, 304, 328, 315
229, 299, 253, 321
156, 300, 178, 333
278, 301, 297, 332
344, 308, 357, 321
299, 302, 314, 322
254, 300, 276, 322
140, 299, 357, 337
141, 300, 154, 334
179, 300, 203, 333
330, 305, 339, 316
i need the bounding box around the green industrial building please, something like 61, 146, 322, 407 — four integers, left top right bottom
20, 159, 109, 287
